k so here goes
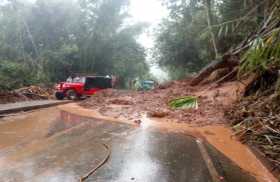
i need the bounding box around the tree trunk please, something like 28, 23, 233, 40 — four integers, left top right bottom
190, 54, 239, 86
205, 0, 219, 59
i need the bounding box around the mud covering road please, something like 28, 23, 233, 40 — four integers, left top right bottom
0, 106, 263, 182
80, 79, 245, 126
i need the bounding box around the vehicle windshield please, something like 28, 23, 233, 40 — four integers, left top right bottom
66, 77, 85, 83
73, 77, 85, 83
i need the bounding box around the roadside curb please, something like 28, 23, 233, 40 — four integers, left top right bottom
0, 100, 73, 115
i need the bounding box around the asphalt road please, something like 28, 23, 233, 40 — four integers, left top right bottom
0, 100, 71, 115
0, 108, 256, 182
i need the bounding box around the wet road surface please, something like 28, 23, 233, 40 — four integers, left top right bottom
0, 100, 71, 115
0, 108, 257, 182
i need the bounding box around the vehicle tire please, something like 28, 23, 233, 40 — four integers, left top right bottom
55, 92, 65, 100
66, 89, 78, 100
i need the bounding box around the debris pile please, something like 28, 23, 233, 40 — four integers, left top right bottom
109, 99, 133, 105
81, 79, 239, 126
15, 86, 54, 100
0, 86, 54, 104
147, 110, 169, 118
83, 89, 128, 106
226, 93, 280, 172
0, 91, 29, 104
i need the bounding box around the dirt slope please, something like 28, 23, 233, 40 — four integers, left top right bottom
81, 79, 245, 126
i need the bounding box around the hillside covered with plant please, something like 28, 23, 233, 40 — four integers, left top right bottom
0, 0, 149, 90
155, 0, 276, 79
154, 0, 280, 174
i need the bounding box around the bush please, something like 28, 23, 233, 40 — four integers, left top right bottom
0, 60, 36, 90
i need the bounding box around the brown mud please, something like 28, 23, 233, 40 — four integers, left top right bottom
0, 108, 59, 149
0, 86, 54, 104
0, 78, 277, 181
77, 77, 278, 181
60, 103, 277, 182
80, 78, 252, 126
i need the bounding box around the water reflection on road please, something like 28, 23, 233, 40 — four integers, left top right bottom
0, 108, 258, 182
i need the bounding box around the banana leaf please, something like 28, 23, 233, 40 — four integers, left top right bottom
169, 96, 198, 109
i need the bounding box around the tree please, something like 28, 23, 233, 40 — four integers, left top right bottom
205, 0, 219, 59
0, 0, 149, 90
155, 0, 272, 79
154, 0, 208, 79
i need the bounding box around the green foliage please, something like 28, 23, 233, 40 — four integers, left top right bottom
169, 96, 198, 109
156, 0, 270, 77
0, 0, 148, 89
154, 3, 208, 79
239, 31, 280, 76
0, 0, 274, 89
0, 61, 36, 90
42, 44, 80, 82
215, 0, 262, 52
155, 0, 220, 78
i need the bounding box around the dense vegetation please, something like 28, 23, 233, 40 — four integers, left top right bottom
0, 0, 148, 90
155, 0, 275, 79
0, 0, 278, 88
155, 0, 280, 171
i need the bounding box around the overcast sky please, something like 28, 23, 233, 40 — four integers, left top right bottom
129, 0, 169, 81
129, 0, 167, 48
14, 0, 169, 80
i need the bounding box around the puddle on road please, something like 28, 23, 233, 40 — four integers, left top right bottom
59, 103, 277, 182
56, 112, 258, 182
46, 111, 91, 137
138, 116, 277, 182
0, 108, 61, 149
0, 106, 276, 182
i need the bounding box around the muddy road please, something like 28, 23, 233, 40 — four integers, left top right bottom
0, 105, 276, 182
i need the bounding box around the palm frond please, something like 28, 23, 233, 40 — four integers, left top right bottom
238, 28, 280, 77
169, 96, 198, 109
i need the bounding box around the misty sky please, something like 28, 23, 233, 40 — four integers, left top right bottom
16, 0, 170, 80
129, 0, 167, 48
129, 0, 169, 81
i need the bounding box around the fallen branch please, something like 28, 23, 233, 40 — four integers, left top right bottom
190, 54, 239, 86
215, 67, 238, 85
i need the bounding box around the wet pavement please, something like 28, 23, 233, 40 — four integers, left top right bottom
0, 100, 71, 115
0, 108, 258, 182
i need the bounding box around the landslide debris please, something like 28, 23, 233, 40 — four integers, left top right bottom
0, 86, 54, 104
81, 79, 240, 126
188, 3, 280, 176
0, 91, 29, 104
226, 91, 280, 173
15, 86, 54, 100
